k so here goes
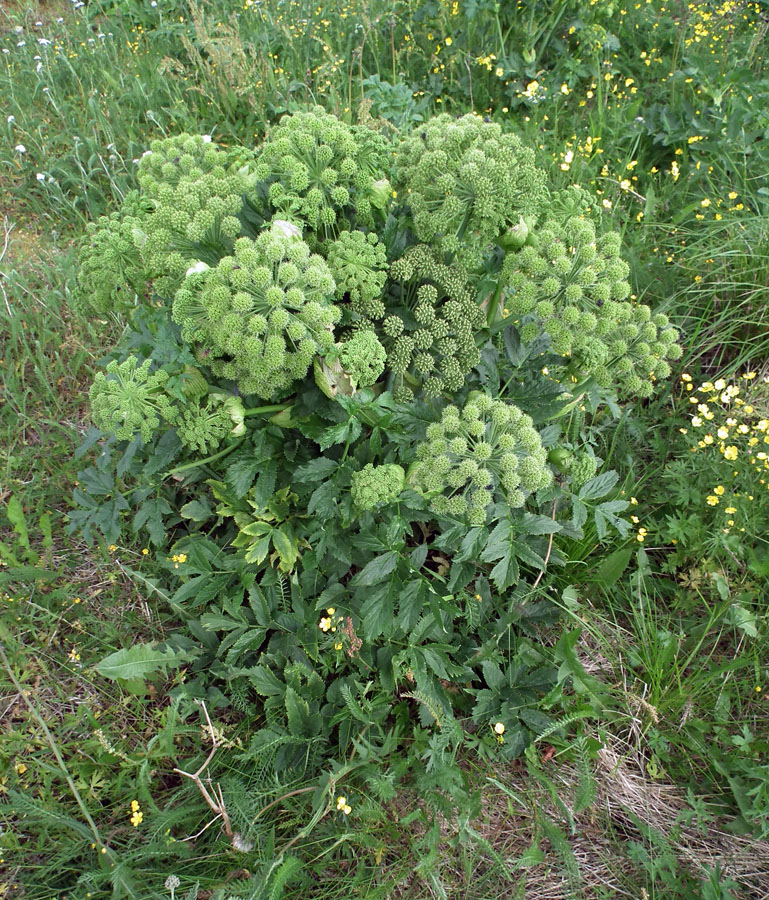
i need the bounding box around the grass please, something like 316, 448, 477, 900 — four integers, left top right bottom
2, 0, 769, 897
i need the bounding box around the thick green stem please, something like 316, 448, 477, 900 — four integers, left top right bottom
166, 438, 243, 476
242, 402, 292, 417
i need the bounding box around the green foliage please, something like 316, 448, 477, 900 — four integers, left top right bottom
5, 2, 769, 895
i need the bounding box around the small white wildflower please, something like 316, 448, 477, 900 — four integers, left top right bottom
14, 25, 23, 34
15, 144, 26, 154
271, 219, 302, 239
201, 134, 212, 143
36, 172, 45, 182
7, 115, 15, 124
185, 261, 209, 277
164, 875, 181, 890
17, 41, 26, 47
36, 62, 43, 72
2, 49, 10, 55
38, 38, 52, 46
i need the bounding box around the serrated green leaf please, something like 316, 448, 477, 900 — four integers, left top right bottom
351, 550, 398, 587
272, 527, 298, 571
180, 498, 214, 522
244, 665, 285, 697
519, 513, 561, 536
285, 686, 320, 737
578, 471, 619, 501
308, 481, 338, 520
226, 456, 261, 499
96, 643, 194, 682
6, 495, 33, 561
594, 547, 632, 586
293, 457, 338, 483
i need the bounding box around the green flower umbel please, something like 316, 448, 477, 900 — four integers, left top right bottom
351, 463, 406, 510
172, 223, 339, 398
395, 113, 546, 266
90, 357, 178, 443
255, 107, 378, 237
411, 395, 552, 525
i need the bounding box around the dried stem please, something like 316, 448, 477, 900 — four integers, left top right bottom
174, 700, 233, 840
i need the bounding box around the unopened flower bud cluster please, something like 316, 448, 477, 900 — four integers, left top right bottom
412, 395, 552, 525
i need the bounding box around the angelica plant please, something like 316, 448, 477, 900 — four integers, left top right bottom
411, 395, 552, 526
254, 107, 381, 238
395, 113, 547, 266
172, 224, 339, 398
89, 357, 178, 443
